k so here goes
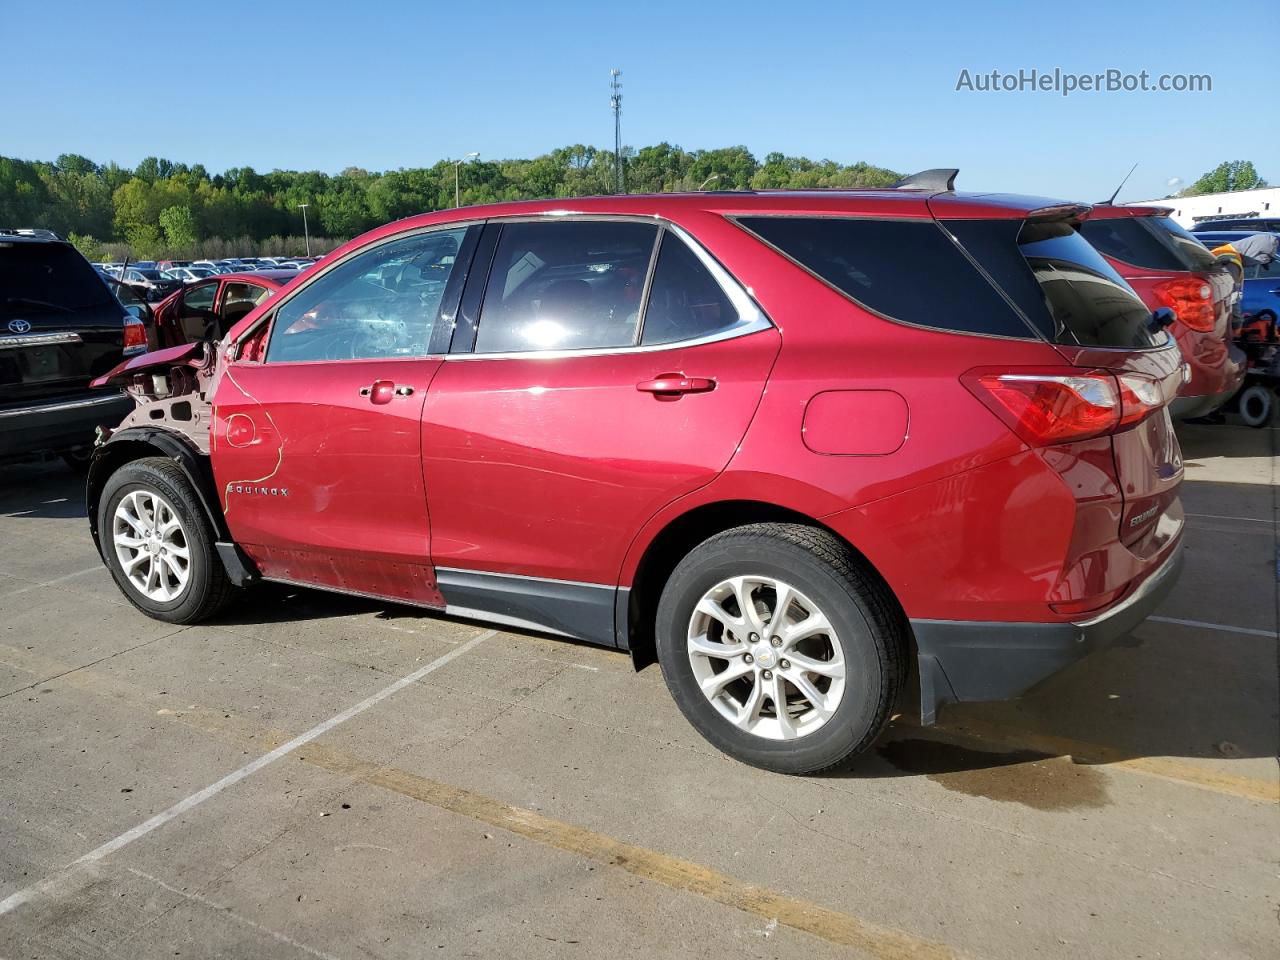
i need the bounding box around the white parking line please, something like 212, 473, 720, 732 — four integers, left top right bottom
1148, 616, 1277, 638
0, 628, 496, 919
1185, 512, 1273, 524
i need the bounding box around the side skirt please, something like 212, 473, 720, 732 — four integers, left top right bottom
436, 567, 623, 649
259, 568, 625, 651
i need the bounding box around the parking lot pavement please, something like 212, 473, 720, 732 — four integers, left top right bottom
0, 421, 1276, 960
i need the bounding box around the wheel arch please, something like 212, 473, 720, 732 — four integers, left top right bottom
619, 499, 909, 672
87, 427, 229, 560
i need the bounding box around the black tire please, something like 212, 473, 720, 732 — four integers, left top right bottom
60, 446, 94, 474
655, 523, 905, 774
98, 457, 233, 623
1238, 384, 1274, 429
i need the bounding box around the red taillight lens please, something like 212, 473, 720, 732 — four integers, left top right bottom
122, 318, 147, 355
1151, 276, 1215, 332
1116, 373, 1164, 427
963, 367, 1169, 446
963, 369, 1119, 445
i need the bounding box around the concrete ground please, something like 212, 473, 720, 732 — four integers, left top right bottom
0, 421, 1275, 960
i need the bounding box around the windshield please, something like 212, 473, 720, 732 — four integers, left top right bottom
0, 242, 114, 315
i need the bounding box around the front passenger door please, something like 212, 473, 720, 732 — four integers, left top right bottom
211, 225, 478, 605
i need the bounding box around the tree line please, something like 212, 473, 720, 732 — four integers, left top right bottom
0, 146, 901, 260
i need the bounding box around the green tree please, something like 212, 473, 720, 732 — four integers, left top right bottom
1182, 161, 1269, 196
67, 232, 105, 261
159, 205, 198, 253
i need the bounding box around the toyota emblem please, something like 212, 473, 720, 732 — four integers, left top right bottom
7, 319, 32, 334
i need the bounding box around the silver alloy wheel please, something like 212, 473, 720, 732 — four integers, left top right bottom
112, 489, 191, 602
687, 575, 846, 740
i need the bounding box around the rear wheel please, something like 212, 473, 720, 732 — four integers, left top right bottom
98, 457, 233, 623
1238, 383, 1274, 428
655, 523, 905, 774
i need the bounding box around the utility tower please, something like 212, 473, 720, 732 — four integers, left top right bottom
610, 69, 624, 194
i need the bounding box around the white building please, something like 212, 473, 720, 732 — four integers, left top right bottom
1127, 186, 1280, 228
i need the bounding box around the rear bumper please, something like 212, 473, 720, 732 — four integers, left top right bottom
0, 391, 133, 458
910, 540, 1184, 723
1173, 342, 1246, 419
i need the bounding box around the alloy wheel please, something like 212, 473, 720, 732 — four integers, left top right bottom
686, 575, 846, 740
112, 489, 191, 602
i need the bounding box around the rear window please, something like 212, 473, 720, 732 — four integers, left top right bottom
737, 216, 1035, 338
0, 242, 114, 316
1080, 216, 1217, 272
1013, 220, 1163, 348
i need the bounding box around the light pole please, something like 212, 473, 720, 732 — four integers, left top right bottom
454, 152, 479, 208
297, 203, 310, 256
698, 174, 721, 191
610, 69, 623, 194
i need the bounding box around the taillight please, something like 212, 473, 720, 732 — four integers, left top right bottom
1151, 276, 1214, 332
962, 367, 1165, 446
122, 318, 148, 356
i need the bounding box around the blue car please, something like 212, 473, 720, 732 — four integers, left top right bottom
1196, 231, 1280, 321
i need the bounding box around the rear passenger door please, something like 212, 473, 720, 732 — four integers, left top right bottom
421, 218, 781, 643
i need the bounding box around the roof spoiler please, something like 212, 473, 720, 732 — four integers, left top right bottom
1027, 203, 1092, 223
892, 168, 958, 192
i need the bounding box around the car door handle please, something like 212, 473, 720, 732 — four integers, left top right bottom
636, 375, 716, 396
358, 380, 414, 404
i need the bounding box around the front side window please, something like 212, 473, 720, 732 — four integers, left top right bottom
474, 221, 658, 353
265, 228, 467, 363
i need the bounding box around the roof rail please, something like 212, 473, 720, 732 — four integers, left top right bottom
891, 169, 958, 192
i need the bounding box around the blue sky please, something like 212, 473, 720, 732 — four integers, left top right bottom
7, 0, 1275, 202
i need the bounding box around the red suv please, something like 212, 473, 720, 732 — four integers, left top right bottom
1081, 204, 1245, 418
86, 174, 1185, 773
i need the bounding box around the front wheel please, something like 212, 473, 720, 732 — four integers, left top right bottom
655, 523, 905, 774
98, 457, 233, 623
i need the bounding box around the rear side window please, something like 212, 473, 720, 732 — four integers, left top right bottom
640, 232, 740, 345
1080, 216, 1216, 272
736, 216, 1034, 338
0, 242, 114, 316
475, 221, 658, 353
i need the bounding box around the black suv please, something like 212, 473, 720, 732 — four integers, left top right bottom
1, 233, 143, 465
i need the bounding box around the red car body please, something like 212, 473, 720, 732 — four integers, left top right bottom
88, 186, 1185, 739
1081, 204, 1245, 418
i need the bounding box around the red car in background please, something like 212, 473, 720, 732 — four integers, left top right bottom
146, 270, 298, 348
1080, 205, 1244, 418
85, 175, 1185, 773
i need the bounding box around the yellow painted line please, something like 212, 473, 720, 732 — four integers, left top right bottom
295, 740, 965, 960
0, 644, 965, 958
917, 721, 1278, 805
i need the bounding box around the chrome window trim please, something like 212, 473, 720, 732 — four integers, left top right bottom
456, 214, 772, 360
